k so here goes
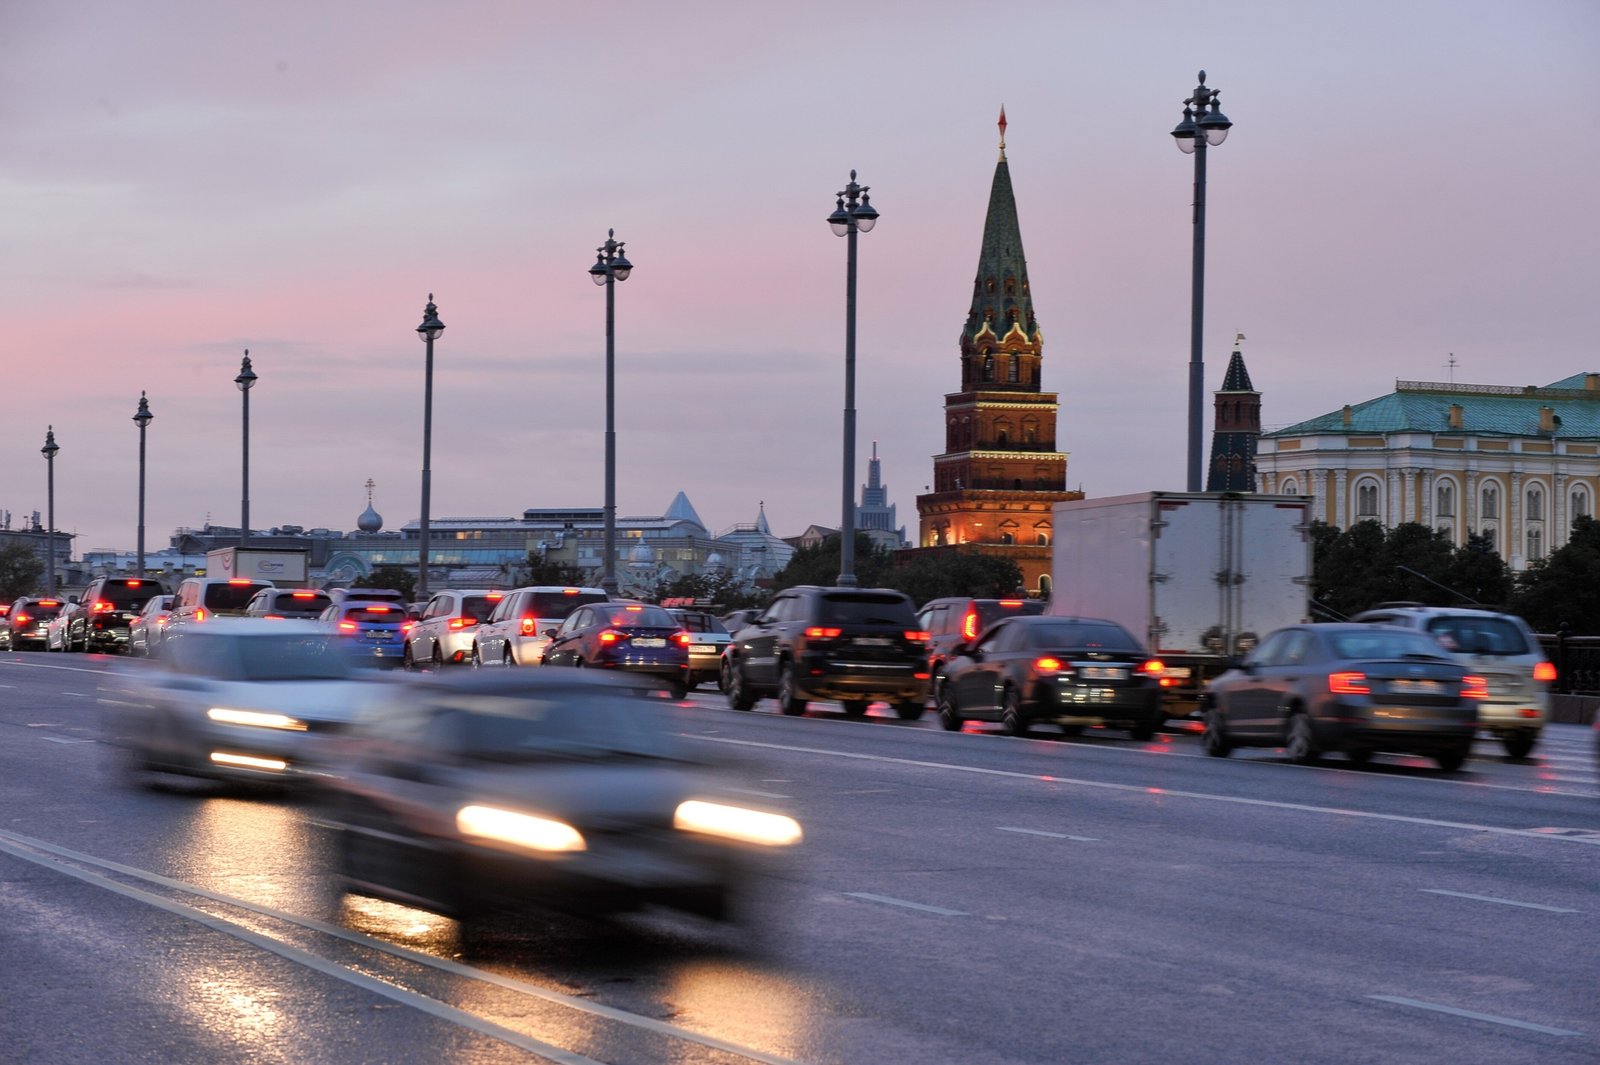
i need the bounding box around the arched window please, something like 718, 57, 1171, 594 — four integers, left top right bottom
1527, 526, 1543, 562
1436, 483, 1455, 518
1481, 484, 1499, 520
996, 427, 1009, 446
1037, 533, 1050, 546
1356, 480, 1380, 519
1007, 357, 1020, 383
1572, 486, 1590, 520
999, 531, 1015, 545
982, 355, 995, 382
1281, 478, 1299, 495
1527, 485, 1544, 522
1479, 523, 1499, 555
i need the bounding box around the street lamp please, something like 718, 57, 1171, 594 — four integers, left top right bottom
1171, 69, 1232, 493
826, 170, 878, 587
416, 295, 445, 600
133, 392, 153, 578
588, 229, 633, 597
234, 352, 257, 548
40, 427, 59, 596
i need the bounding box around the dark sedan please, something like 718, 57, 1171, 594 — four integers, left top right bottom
3, 596, 66, 651
541, 601, 691, 698
936, 615, 1165, 738
323, 670, 801, 929
1202, 623, 1485, 771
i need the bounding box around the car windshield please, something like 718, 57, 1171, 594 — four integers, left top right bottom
527, 591, 608, 619
1425, 616, 1530, 656
174, 633, 354, 680
1026, 621, 1141, 652
436, 692, 677, 762
820, 594, 916, 626
204, 583, 270, 612
1328, 630, 1451, 661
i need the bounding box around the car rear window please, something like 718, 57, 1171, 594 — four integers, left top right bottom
22, 601, 63, 619
819, 594, 917, 626
1329, 630, 1452, 661
527, 591, 608, 619
346, 605, 404, 622
1424, 616, 1531, 656
974, 599, 1046, 628
203, 582, 271, 613
462, 595, 502, 620
1026, 621, 1142, 652
276, 591, 332, 612
599, 605, 676, 627
672, 612, 727, 634
98, 581, 162, 608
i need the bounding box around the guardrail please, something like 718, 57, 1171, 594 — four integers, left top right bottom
1538, 632, 1600, 695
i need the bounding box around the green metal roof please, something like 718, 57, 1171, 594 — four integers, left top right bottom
1267, 377, 1600, 439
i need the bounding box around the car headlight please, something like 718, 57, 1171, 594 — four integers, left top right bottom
456, 805, 587, 853
673, 800, 803, 847
207, 708, 307, 731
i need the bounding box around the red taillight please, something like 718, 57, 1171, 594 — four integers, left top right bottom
562, 588, 580, 596
804, 626, 843, 639
962, 611, 980, 640
366, 605, 392, 613
339, 621, 358, 632
520, 616, 536, 636
156, 617, 168, 628
1461, 674, 1489, 699
263, 614, 285, 621
672, 630, 691, 647
487, 593, 504, 601
449, 617, 477, 629
1328, 671, 1370, 694
39, 600, 59, 607
291, 591, 317, 599
904, 630, 930, 643
598, 629, 621, 645
92, 600, 113, 613
402, 621, 416, 634
1533, 661, 1557, 684
1140, 658, 1165, 677
194, 608, 207, 623
228, 579, 252, 586
1035, 656, 1064, 674
127, 579, 142, 587
13, 613, 28, 625
999, 599, 1023, 607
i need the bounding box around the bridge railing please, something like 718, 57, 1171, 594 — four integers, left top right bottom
1538, 632, 1600, 695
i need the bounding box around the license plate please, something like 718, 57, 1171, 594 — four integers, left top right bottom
1081, 666, 1127, 680
1389, 678, 1441, 693
856, 637, 892, 647
633, 638, 666, 648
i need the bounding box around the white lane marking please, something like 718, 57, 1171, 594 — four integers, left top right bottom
725, 787, 793, 800
997, 826, 1100, 842
1367, 995, 1583, 1037
38, 735, 92, 745
693, 735, 1600, 846
59, 691, 91, 697
844, 892, 968, 917
0, 683, 15, 688
0, 829, 807, 1065
0, 660, 115, 675
1420, 889, 1582, 913
0, 836, 605, 1064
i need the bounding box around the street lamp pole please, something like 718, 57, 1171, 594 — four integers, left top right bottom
416, 295, 445, 601
827, 170, 878, 587
589, 230, 633, 597
41, 427, 59, 596
1171, 70, 1232, 492
133, 393, 153, 578
235, 352, 257, 548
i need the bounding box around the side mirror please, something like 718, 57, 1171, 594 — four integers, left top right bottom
543, 627, 558, 638
961, 643, 982, 661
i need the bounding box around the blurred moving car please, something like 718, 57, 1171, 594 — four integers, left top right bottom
1350, 605, 1551, 758
723, 586, 929, 718
918, 596, 1046, 696
327, 587, 408, 609
245, 587, 334, 621
67, 576, 166, 653
406, 589, 505, 670
472, 585, 609, 667
1202, 623, 1484, 771
322, 601, 411, 668
936, 615, 1165, 738
542, 601, 691, 697
322, 670, 801, 925
4, 596, 66, 651
103, 620, 381, 786
719, 608, 761, 636
46, 605, 77, 652
129, 594, 175, 657
667, 608, 731, 690
167, 577, 276, 637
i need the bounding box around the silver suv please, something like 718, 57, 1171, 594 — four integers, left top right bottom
405, 589, 505, 669
472, 586, 609, 667
1351, 605, 1552, 758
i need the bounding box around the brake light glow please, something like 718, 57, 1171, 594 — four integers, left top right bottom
12, 613, 28, 626
521, 616, 536, 635
1141, 658, 1165, 676
598, 629, 621, 645
402, 621, 416, 634
1034, 656, 1064, 674
449, 617, 477, 629
672, 630, 692, 647
40, 600, 59, 607
339, 621, 358, 632
624, 605, 643, 612
904, 630, 930, 643
92, 600, 113, 613
962, 611, 980, 640
804, 626, 842, 639
562, 588, 580, 596
366, 605, 392, 613
127, 580, 142, 587
228, 579, 253, 586
1461, 674, 1489, 699
263, 614, 285, 621
1328, 671, 1370, 694
1532, 661, 1557, 683
487, 593, 504, 601
194, 608, 207, 622
291, 591, 317, 599
999, 599, 1023, 607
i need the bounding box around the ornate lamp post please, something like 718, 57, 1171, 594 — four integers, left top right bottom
133, 393, 153, 577
588, 230, 633, 597
826, 170, 878, 587
234, 352, 257, 547
416, 295, 445, 600
41, 427, 59, 596
1171, 70, 1232, 492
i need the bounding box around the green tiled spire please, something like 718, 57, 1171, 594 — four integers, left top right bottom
961, 110, 1039, 360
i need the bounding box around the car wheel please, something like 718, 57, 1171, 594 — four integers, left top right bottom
1202, 708, 1232, 757
402, 643, 417, 671
431, 647, 445, 671
470, 644, 482, 669
777, 664, 807, 716
841, 700, 870, 717
1000, 687, 1029, 737
1502, 731, 1536, 759
1435, 743, 1471, 772
893, 699, 925, 721
726, 661, 756, 711
1129, 710, 1162, 742
1285, 711, 1320, 765
503, 648, 515, 668
936, 692, 963, 731
1345, 745, 1374, 766
668, 679, 689, 700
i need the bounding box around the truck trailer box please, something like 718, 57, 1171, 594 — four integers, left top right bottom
205, 547, 309, 585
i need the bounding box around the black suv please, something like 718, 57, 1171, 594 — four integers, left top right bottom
918, 596, 1046, 694
67, 576, 166, 653
723, 586, 929, 719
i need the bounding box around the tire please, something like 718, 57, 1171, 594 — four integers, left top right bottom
726, 660, 757, 711
1435, 743, 1470, 772
1000, 687, 1029, 737
1129, 710, 1162, 742
1502, 731, 1536, 759
667, 678, 688, 700
470, 644, 483, 669
402, 643, 417, 671
1284, 711, 1320, 765
1345, 745, 1374, 765
431, 647, 445, 671
840, 700, 870, 718
936, 693, 963, 731
776, 664, 807, 716
503, 648, 515, 668
893, 699, 925, 722
1202, 706, 1232, 757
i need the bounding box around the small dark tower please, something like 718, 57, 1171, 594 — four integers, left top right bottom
1205, 334, 1260, 492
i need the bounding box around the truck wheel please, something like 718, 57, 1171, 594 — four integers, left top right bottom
777, 665, 808, 716
1285, 711, 1320, 765
1202, 708, 1232, 757
1502, 731, 1536, 759
1000, 688, 1029, 737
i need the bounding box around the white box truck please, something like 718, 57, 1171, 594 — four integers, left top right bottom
205, 547, 309, 585
1049, 492, 1313, 713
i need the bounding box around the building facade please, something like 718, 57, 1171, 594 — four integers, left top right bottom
1257, 373, 1600, 569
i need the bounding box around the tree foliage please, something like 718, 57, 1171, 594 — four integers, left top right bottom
771, 535, 1024, 607
517, 555, 592, 588
0, 544, 44, 601
1507, 515, 1600, 633
352, 564, 416, 601
772, 534, 896, 591
1311, 520, 1511, 620
653, 571, 770, 612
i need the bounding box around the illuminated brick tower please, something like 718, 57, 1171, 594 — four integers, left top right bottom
1205, 335, 1260, 492
914, 111, 1080, 594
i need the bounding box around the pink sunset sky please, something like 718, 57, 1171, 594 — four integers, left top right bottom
4, 1, 1597, 554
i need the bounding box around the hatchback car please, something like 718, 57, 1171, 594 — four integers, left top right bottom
542, 601, 691, 697
166, 577, 276, 637
668, 608, 731, 690
129, 594, 175, 657
1202, 623, 1484, 771
322, 670, 801, 927
105, 620, 382, 786
937, 615, 1165, 738
406, 589, 506, 669
472, 586, 609, 667
1351, 605, 1551, 758
918, 596, 1046, 695
322, 601, 411, 667
245, 587, 334, 621
46, 606, 76, 652
3, 596, 66, 651
67, 576, 166, 653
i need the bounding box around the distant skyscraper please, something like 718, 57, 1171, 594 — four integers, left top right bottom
857, 442, 907, 547
1205, 337, 1260, 492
